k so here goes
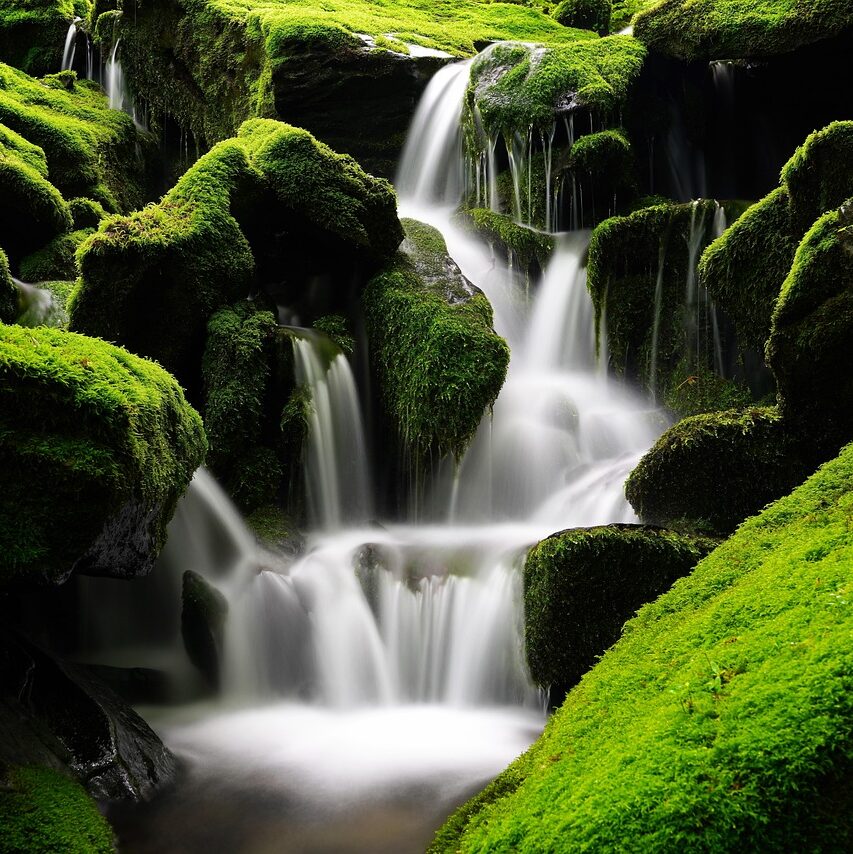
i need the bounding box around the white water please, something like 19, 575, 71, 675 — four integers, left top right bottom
61, 19, 79, 72
95, 58, 664, 851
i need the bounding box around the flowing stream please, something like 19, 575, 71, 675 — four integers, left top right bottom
98, 59, 664, 852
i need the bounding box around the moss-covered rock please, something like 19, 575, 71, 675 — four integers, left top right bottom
0, 63, 151, 212
625, 406, 811, 535
181, 570, 228, 690
635, 0, 853, 61
13, 279, 75, 328
0, 765, 115, 854
0, 325, 206, 586
433, 440, 853, 852
68, 197, 107, 230
553, 0, 612, 37
71, 119, 400, 394
0, 249, 17, 323
363, 219, 509, 460
19, 228, 91, 282
524, 524, 714, 693
767, 200, 853, 444
0, 1, 83, 77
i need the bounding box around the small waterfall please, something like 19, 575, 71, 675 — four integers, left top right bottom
106, 40, 127, 111
61, 19, 80, 72
12, 280, 65, 328
649, 238, 668, 401
291, 334, 371, 529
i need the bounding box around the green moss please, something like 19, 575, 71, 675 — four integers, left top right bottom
245, 503, 299, 548
466, 36, 646, 140
0, 324, 206, 585
0, 1, 82, 77
0, 63, 150, 211
610, 0, 656, 32
454, 207, 554, 272
625, 406, 810, 536
68, 197, 106, 230
434, 440, 853, 852
0, 249, 17, 323
0, 764, 115, 854
19, 228, 91, 282
13, 279, 74, 328
363, 219, 509, 460
663, 362, 754, 417
181, 569, 228, 688
635, 0, 853, 61
768, 201, 853, 444
524, 524, 715, 691
312, 314, 354, 356
553, 0, 612, 36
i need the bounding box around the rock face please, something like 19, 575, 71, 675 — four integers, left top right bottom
433, 442, 853, 853
0, 325, 206, 586
363, 219, 509, 461
0, 629, 176, 801
523, 525, 714, 695
181, 570, 229, 690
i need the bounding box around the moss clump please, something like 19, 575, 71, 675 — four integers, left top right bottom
767, 200, 853, 445
454, 208, 554, 273
0, 764, 115, 854
312, 314, 354, 355
0, 249, 17, 323
524, 524, 714, 692
0, 63, 150, 212
0, 325, 206, 586
625, 406, 810, 536
635, 0, 853, 61
0, 1, 83, 76
68, 197, 106, 230
663, 362, 753, 418
700, 122, 853, 357
19, 228, 91, 282
553, 0, 611, 36
466, 36, 646, 140
363, 219, 509, 460
433, 441, 853, 852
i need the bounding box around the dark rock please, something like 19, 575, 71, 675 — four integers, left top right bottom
181, 570, 228, 690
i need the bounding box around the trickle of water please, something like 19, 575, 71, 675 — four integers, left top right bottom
61, 19, 79, 72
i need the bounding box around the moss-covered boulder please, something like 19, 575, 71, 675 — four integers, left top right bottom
0, 1, 83, 76
0, 325, 206, 586
625, 406, 811, 536
19, 228, 91, 282
0, 249, 17, 323
14, 279, 74, 328
554, 0, 612, 37
0, 765, 115, 854
524, 525, 714, 694
181, 570, 228, 690
0, 63, 151, 212
635, 0, 853, 61
433, 440, 853, 852
767, 199, 853, 445
364, 219, 509, 461
71, 119, 400, 394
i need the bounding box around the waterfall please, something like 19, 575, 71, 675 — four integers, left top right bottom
61, 19, 79, 72
106, 40, 127, 111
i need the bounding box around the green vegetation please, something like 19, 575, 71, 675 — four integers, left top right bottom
0, 324, 206, 586
466, 36, 646, 140
635, 0, 853, 60
524, 525, 714, 691
0, 765, 115, 854
610, 0, 656, 32
454, 208, 554, 274
0, 1, 84, 76
313, 314, 354, 355
363, 219, 509, 460
434, 441, 853, 852
182, 570, 228, 689
0, 63, 150, 212
0, 249, 17, 322
19, 228, 91, 282
553, 0, 611, 37
625, 406, 809, 536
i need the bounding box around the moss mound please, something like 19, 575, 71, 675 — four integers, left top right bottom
19, 228, 91, 282
466, 36, 646, 140
524, 525, 714, 692
0, 765, 115, 854
0, 1, 82, 77
553, 0, 612, 37
0, 325, 206, 586
635, 0, 853, 61
0, 63, 150, 212
433, 441, 853, 852
454, 208, 554, 275
363, 219, 509, 460
625, 406, 811, 536
0, 249, 17, 323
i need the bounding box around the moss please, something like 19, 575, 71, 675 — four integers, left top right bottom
0, 325, 206, 586
245, 503, 300, 549
312, 314, 354, 356
0, 764, 115, 854
465, 36, 646, 140
434, 441, 853, 851
625, 406, 811, 536
68, 197, 106, 230
767, 200, 853, 445
0, 63, 150, 212
663, 362, 754, 418
19, 228, 91, 282
610, 0, 656, 31
363, 219, 509, 460
13, 279, 74, 328
553, 0, 612, 36
454, 207, 554, 272
635, 0, 853, 61
0, 1, 82, 77
524, 524, 715, 692
0, 249, 17, 323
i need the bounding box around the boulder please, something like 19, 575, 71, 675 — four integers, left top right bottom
0, 0, 79, 76
181, 570, 228, 690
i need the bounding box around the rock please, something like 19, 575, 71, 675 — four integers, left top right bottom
363, 218, 509, 460
0, 629, 176, 801
181, 570, 228, 690
0, 325, 206, 586
0, 0, 74, 76
524, 524, 715, 698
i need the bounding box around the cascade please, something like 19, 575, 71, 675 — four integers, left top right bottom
61, 19, 80, 72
